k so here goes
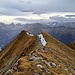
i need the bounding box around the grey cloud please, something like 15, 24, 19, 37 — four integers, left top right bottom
0, 9, 18, 16
0, 0, 75, 16
20, 0, 75, 13
50, 16, 75, 22
0, 0, 33, 16
65, 15, 75, 18
15, 18, 49, 23
20, 9, 33, 12
0, 8, 32, 16
15, 18, 27, 21
33, 11, 46, 15
18, 1, 32, 4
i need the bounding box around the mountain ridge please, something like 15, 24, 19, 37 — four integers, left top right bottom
0, 22, 75, 49
0, 30, 75, 75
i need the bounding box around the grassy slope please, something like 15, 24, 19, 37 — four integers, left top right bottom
0, 30, 37, 74
0, 31, 75, 75
42, 32, 75, 74
13, 32, 75, 75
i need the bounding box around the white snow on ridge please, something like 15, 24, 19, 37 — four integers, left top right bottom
26, 32, 34, 36
38, 34, 47, 46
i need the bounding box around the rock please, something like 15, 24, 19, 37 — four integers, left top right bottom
34, 55, 37, 57
37, 64, 43, 68
29, 50, 36, 56
5, 69, 13, 75
64, 68, 68, 71
13, 66, 17, 71
47, 62, 51, 67
48, 71, 51, 74
29, 56, 43, 62
13, 62, 18, 71
70, 73, 72, 75
33, 72, 37, 75
37, 54, 42, 57
72, 71, 75, 75
42, 60, 51, 67
40, 48, 45, 53
50, 62, 57, 68
29, 58, 33, 61
70, 68, 75, 75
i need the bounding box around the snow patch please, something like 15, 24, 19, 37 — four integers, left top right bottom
26, 32, 34, 36
38, 34, 47, 46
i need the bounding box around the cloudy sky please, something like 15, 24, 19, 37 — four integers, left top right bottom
0, 0, 75, 24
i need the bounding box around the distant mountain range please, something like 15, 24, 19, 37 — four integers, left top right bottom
0, 30, 75, 75
0, 22, 75, 49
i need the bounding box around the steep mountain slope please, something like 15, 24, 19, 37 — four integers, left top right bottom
67, 41, 75, 50
0, 31, 75, 75
0, 30, 37, 75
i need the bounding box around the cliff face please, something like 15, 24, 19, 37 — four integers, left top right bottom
0, 31, 75, 75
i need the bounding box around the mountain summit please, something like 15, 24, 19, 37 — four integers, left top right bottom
0, 30, 75, 75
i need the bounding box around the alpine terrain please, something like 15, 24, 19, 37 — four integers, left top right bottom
0, 30, 75, 75
0, 22, 75, 50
